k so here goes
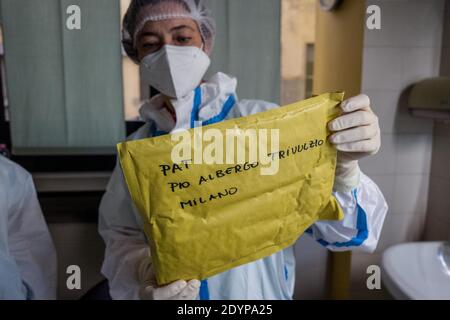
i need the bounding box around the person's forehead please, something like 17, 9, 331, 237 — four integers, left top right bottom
140, 18, 199, 34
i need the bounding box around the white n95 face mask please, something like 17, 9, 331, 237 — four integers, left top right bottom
141, 45, 211, 100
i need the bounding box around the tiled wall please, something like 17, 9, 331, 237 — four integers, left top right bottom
425, 1, 450, 242
351, 0, 446, 299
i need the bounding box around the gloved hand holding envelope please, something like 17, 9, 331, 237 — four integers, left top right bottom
118, 92, 345, 285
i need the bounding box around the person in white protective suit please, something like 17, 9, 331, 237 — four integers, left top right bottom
0, 155, 57, 300
99, 0, 388, 300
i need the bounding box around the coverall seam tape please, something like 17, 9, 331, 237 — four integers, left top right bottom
202, 95, 236, 126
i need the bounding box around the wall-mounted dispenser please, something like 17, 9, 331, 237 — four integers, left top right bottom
408, 77, 450, 123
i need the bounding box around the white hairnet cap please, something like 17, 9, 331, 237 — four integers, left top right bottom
123, 0, 216, 63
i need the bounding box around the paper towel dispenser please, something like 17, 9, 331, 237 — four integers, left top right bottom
408, 77, 450, 121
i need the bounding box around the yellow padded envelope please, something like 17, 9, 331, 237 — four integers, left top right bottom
118, 92, 345, 285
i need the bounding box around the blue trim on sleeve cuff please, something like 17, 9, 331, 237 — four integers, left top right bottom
199, 279, 210, 300
315, 189, 368, 248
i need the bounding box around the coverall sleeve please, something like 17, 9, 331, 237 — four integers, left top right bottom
98, 164, 150, 300
7, 173, 57, 300
307, 172, 388, 253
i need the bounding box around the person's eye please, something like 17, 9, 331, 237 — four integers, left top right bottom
176, 36, 192, 44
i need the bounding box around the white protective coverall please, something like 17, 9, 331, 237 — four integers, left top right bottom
0, 155, 57, 299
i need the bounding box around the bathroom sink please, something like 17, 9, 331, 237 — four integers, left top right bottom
382, 242, 450, 299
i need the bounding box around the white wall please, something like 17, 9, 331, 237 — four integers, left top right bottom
351, 0, 445, 299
